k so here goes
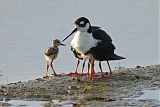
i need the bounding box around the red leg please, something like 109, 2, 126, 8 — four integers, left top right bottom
88, 59, 92, 80
91, 60, 95, 80
89, 60, 95, 81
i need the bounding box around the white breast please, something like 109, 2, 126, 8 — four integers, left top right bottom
71, 31, 100, 58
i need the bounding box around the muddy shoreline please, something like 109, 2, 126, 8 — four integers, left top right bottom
0, 65, 160, 106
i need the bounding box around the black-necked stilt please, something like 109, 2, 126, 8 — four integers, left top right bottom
69, 26, 101, 76
44, 39, 65, 78
62, 17, 125, 80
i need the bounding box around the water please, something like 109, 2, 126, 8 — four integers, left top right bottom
0, 100, 47, 107
0, 100, 75, 107
132, 88, 160, 101
127, 87, 160, 106
0, 0, 159, 84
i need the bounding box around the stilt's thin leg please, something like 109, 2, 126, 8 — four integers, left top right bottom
44, 61, 49, 78
93, 63, 95, 74
75, 59, 80, 73
88, 59, 92, 80
87, 60, 90, 79
99, 61, 104, 77
107, 61, 112, 76
81, 59, 86, 74
91, 60, 95, 80
50, 59, 57, 76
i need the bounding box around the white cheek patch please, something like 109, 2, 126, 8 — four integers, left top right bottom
75, 24, 80, 29
80, 21, 84, 25
85, 23, 90, 29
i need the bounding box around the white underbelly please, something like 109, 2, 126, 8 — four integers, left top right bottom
44, 54, 58, 61
71, 31, 100, 59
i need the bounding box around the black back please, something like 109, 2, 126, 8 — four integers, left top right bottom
92, 29, 112, 43
86, 29, 125, 61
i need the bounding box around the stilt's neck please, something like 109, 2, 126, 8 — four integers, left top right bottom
87, 25, 92, 33
52, 44, 58, 49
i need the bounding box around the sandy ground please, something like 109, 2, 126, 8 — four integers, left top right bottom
0, 65, 160, 107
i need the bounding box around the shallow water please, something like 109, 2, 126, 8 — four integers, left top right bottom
0, 100, 75, 107
1, 100, 47, 107
0, 0, 159, 84
131, 87, 160, 101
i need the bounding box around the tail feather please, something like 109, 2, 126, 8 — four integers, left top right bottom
108, 54, 126, 60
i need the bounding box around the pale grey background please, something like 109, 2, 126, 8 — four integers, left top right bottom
0, 0, 159, 84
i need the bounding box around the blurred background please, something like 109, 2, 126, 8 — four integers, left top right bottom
0, 0, 159, 84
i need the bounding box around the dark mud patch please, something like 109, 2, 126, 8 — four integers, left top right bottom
86, 97, 116, 102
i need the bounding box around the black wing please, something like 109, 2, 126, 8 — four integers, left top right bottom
92, 29, 112, 43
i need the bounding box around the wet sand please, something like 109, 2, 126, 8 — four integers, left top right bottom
0, 65, 160, 106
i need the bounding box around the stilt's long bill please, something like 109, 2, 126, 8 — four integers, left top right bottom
43, 39, 65, 78
62, 17, 125, 80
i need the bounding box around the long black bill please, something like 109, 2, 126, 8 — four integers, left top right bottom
60, 43, 66, 46
62, 28, 77, 42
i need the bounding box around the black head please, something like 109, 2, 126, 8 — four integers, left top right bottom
62, 17, 92, 42
74, 17, 92, 33
53, 39, 65, 46
74, 17, 90, 27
